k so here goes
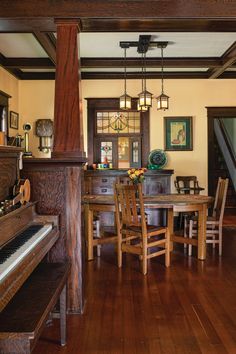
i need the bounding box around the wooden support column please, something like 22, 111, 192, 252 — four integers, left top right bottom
22, 19, 87, 313
52, 19, 85, 159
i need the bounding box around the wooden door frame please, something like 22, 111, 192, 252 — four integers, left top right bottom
86, 97, 150, 167
207, 106, 236, 197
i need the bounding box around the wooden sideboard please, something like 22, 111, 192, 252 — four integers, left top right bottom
84, 169, 174, 226
84, 169, 174, 195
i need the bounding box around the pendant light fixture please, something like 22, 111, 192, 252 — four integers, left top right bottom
138, 52, 152, 108
156, 42, 169, 110
119, 46, 132, 110
137, 52, 148, 112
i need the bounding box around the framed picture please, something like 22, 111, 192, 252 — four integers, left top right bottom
164, 116, 193, 151
9, 111, 19, 129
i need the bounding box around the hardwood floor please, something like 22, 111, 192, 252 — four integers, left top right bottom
33, 227, 236, 354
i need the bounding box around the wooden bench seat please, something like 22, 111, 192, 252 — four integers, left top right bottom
0, 262, 70, 354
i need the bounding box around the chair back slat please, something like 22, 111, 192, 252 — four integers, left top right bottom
213, 177, 229, 222
175, 176, 200, 194
114, 184, 140, 227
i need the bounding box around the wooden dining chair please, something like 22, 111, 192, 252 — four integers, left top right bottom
174, 176, 203, 195
114, 183, 170, 275
175, 176, 204, 230
186, 177, 229, 256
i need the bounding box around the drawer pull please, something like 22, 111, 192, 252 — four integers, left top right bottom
101, 188, 107, 193
102, 178, 108, 183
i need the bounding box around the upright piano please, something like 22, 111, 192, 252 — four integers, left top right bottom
0, 146, 63, 353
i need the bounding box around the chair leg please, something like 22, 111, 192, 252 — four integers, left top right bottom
188, 220, 193, 256
142, 251, 147, 275
97, 245, 101, 257
142, 238, 148, 275
219, 227, 223, 256
165, 229, 170, 267
117, 233, 122, 268
183, 215, 188, 249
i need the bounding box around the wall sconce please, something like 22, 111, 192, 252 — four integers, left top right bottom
36, 119, 53, 153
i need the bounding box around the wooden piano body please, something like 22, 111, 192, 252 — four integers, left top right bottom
0, 202, 59, 311
0, 146, 68, 353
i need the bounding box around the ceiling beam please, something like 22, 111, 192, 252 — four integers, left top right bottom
81, 57, 221, 69
1, 1, 236, 18
33, 31, 56, 64
1, 18, 236, 33
3, 58, 55, 69
208, 41, 236, 78
81, 71, 209, 80
0, 53, 23, 79
7, 69, 236, 80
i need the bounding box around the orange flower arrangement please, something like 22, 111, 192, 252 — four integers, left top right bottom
127, 167, 147, 184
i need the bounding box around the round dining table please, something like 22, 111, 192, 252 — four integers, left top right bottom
83, 193, 214, 261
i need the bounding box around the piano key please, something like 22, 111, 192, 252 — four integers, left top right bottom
0, 223, 53, 283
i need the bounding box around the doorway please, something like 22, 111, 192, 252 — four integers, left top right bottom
207, 107, 236, 211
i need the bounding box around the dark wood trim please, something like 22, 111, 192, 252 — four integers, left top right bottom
86, 97, 149, 168
1, 1, 236, 18
20, 71, 55, 80
3, 57, 54, 68
81, 57, 222, 68
1, 18, 236, 33
4, 70, 236, 81
33, 31, 56, 64
208, 41, 236, 78
82, 71, 209, 80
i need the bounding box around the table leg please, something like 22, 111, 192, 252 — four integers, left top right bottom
85, 204, 94, 261
197, 203, 207, 260
167, 208, 174, 252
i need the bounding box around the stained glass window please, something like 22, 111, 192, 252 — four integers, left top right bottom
96, 111, 140, 134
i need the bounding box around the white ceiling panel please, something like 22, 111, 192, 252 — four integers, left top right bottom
0, 33, 48, 57
79, 32, 236, 58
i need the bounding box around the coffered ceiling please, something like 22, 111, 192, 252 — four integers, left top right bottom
0, 1, 236, 80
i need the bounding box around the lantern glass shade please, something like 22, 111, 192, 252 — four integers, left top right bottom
138, 90, 152, 107
137, 101, 148, 111
119, 93, 132, 110
156, 93, 169, 110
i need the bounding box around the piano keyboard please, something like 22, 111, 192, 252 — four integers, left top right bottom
0, 223, 53, 282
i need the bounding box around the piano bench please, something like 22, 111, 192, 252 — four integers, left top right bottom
0, 262, 70, 354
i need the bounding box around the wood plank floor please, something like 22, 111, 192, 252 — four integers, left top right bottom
33, 227, 236, 354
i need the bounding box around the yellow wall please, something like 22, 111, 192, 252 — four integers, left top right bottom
18, 80, 55, 158
82, 78, 236, 192
1, 71, 236, 192
0, 67, 19, 137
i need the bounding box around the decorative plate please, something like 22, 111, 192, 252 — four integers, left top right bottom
148, 149, 167, 169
